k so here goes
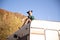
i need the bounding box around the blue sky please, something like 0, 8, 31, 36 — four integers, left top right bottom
0, 0, 60, 21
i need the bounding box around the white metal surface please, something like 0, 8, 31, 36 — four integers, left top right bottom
30, 20, 60, 40
31, 20, 60, 30
45, 30, 59, 40
30, 28, 44, 35
30, 27, 60, 40
30, 34, 45, 40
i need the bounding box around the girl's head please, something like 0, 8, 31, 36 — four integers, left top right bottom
27, 10, 33, 16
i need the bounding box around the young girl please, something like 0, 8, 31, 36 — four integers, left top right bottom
27, 10, 34, 21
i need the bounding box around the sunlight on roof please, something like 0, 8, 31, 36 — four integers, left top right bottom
31, 20, 60, 30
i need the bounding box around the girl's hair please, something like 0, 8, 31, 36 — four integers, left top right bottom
27, 10, 33, 14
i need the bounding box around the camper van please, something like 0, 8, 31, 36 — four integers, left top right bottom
8, 20, 60, 40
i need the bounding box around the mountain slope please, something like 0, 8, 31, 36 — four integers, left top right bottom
0, 9, 27, 40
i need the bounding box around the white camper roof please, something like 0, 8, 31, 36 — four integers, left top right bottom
30, 20, 60, 30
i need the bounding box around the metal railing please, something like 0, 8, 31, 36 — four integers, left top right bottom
30, 27, 60, 40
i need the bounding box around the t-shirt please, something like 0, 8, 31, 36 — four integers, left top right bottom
28, 16, 34, 20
